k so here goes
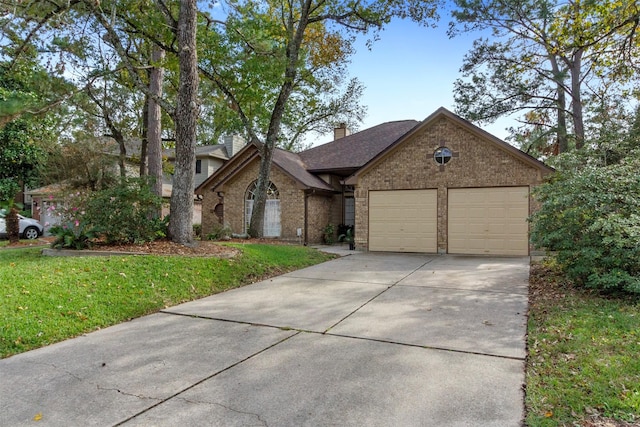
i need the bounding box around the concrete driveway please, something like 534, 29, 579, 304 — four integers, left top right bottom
0, 252, 530, 426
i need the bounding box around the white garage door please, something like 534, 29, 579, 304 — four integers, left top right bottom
369, 189, 437, 253
448, 187, 529, 256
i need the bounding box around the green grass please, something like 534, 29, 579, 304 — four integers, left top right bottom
0, 244, 334, 358
526, 261, 640, 426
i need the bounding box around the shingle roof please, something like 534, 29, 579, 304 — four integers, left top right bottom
299, 120, 420, 172
195, 145, 228, 159
272, 148, 334, 191
163, 144, 229, 160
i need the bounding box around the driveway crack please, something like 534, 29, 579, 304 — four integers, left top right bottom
113, 332, 299, 426
25, 361, 85, 382
322, 257, 436, 334
174, 397, 268, 426
96, 385, 162, 402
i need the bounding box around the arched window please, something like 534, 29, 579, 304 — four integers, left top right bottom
245, 181, 281, 237
245, 181, 279, 201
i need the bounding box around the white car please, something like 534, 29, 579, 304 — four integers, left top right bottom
0, 210, 44, 240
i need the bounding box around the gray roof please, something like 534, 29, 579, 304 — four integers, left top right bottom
272, 149, 334, 192
299, 120, 420, 173
196, 108, 553, 195
263, 120, 420, 192
163, 144, 229, 160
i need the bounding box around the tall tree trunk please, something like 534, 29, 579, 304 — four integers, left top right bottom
249, 0, 311, 236
147, 45, 165, 217
248, 139, 274, 237
557, 83, 568, 154
140, 94, 149, 176
113, 129, 127, 178
168, 0, 198, 245
549, 55, 569, 154
6, 206, 20, 244
570, 50, 585, 149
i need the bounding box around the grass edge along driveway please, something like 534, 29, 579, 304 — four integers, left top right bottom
526, 260, 640, 426
1, 244, 335, 358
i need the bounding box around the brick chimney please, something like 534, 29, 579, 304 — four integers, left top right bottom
334, 123, 350, 140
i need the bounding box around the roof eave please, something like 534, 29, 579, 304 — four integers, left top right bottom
271, 157, 335, 193
306, 167, 360, 176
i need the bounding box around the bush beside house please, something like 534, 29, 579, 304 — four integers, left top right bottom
530, 159, 640, 294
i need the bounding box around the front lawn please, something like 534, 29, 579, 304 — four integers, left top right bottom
526, 261, 640, 426
0, 244, 334, 358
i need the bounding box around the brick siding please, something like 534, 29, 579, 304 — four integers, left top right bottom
306, 193, 332, 243
202, 157, 308, 240
354, 116, 547, 252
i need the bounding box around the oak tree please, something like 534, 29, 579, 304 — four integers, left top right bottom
200, 0, 438, 236
450, 0, 640, 154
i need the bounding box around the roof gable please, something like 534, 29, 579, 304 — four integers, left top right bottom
345, 107, 553, 184
194, 142, 334, 194
272, 149, 334, 191
194, 143, 259, 194
197, 107, 552, 194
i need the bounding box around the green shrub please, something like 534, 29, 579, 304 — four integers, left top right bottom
193, 223, 202, 238
43, 191, 93, 249
206, 223, 232, 240
338, 225, 354, 242
322, 223, 335, 244
50, 221, 97, 250
530, 159, 640, 294
84, 178, 166, 244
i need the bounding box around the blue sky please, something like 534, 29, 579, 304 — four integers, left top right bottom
312, 16, 515, 145
204, 0, 516, 146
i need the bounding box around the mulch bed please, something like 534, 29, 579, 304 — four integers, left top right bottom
89, 239, 241, 257
2, 236, 55, 248
5, 236, 299, 258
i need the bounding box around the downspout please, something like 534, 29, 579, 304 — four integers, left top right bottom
304, 190, 309, 246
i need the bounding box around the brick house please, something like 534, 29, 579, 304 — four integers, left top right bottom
195, 107, 553, 255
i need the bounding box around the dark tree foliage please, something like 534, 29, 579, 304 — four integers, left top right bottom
531, 159, 640, 294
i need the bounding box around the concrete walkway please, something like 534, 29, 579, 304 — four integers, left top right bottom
0, 252, 530, 426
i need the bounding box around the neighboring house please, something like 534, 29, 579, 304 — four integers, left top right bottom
28, 136, 246, 233
196, 107, 554, 256
163, 135, 246, 189
161, 136, 246, 225
25, 183, 65, 233
27, 139, 153, 232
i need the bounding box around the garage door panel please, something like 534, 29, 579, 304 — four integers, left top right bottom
448, 187, 529, 256
507, 226, 525, 235
488, 207, 507, 217
487, 224, 507, 234
369, 190, 437, 253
